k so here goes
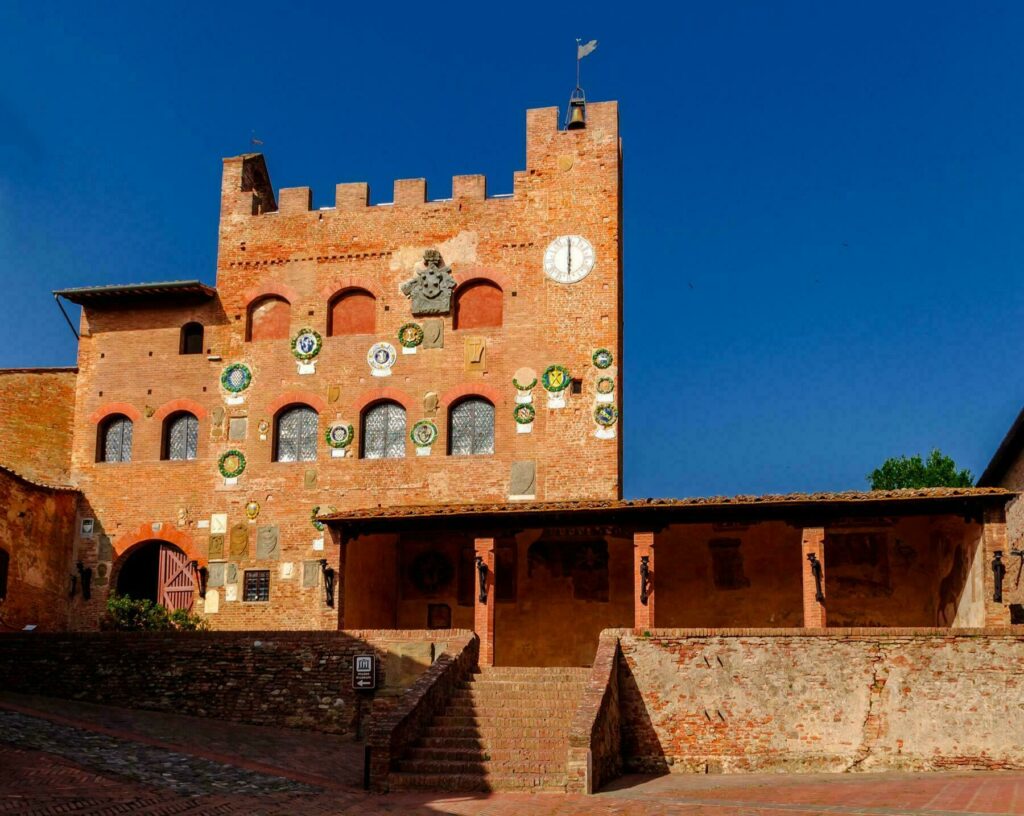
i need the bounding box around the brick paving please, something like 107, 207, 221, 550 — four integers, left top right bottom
2, 694, 1024, 815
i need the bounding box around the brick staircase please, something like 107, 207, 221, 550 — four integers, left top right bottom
388, 666, 590, 792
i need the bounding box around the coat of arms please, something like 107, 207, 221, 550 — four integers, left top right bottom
401, 249, 457, 315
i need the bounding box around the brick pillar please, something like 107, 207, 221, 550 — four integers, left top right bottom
474, 537, 496, 666
801, 527, 826, 628
634, 532, 655, 631
982, 507, 1011, 627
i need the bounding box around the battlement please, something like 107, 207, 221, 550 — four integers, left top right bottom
219, 101, 619, 221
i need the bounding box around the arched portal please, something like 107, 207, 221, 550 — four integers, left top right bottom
116, 540, 195, 611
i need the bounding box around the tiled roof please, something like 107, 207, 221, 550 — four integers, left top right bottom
319, 487, 1012, 526
53, 280, 216, 306
0, 463, 79, 493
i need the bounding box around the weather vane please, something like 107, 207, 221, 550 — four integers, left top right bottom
566, 38, 598, 130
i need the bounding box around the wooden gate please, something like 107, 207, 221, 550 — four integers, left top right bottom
157, 544, 195, 611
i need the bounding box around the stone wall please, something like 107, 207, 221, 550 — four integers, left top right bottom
618, 629, 1024, 774
0, 469, 79, 632
0, 629, 469, 736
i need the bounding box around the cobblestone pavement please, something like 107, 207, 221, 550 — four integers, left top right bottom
2, 694, 1024, 815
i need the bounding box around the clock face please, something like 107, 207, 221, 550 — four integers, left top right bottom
544, 235, 595, 284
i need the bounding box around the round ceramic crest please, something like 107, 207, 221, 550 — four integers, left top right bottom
367, 342, 397, 372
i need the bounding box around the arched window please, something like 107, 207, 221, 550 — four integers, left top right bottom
362, 401, 406, 459
247, 295, 291, 341
0, 547, 8, 602
98, 415, 133, 463
453, 280, 503, 330
328, 288, 376, 336
449, 397, 495, 456
179, 322, 204, 355
274, 405, 318, 462
163, 412, 199, 461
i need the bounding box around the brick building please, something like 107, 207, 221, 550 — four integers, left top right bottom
1, 101, 624, 633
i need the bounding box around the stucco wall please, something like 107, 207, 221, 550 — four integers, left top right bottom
618, 630, 1024, 774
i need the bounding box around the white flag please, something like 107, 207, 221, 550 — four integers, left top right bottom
577, 39, 598, 59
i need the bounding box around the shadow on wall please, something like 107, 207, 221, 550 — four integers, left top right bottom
616, 647, 669, 778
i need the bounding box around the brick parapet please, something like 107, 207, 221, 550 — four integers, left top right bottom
566, 632, 622, 794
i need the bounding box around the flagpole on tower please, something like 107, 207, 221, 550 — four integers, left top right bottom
566, 38, 598, 130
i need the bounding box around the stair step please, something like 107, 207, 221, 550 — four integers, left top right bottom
434, 715, 576, 729
393, 757, 570, 774
416, 735, 571, 751
388, 772, 568, 792
404, 747, 568, 763
418, 725, 572, 740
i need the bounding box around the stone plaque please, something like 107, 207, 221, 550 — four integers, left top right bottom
423, 391, 439, 416
464, 337, 486, 372
212, 407, 225, 427
226, 563, 238, 584
229, 523, 249, 557
211, 513, 228, 534
256, 525, 280, 560
225, 584, 237, 602
280, 561, 294, 579
328, 384, 341, 404
303, 560, 320, 588
510, 461, 537, 499
421, 319, 444, 349
97, 535, 113, 562
207, 562, 226, 588
208, 534, 224, 560
205, 589, 220, 614
94, 562, 109, 585
304, 469, 318, 489
228, 417, 247, 441
401, 249, 456, 315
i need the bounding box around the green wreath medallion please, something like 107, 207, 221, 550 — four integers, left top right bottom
217, 449, 247, 478
592, 348, 613, 369
397, 322, 424, 349
541, 364, 572, 393
513, 375, 538, 391
325, 422, 354, 449
291, 328, 323, 361
514, 403, 536, 424
311, 505, 324, 532
594, 404, 619, 427
596, 376, 615, 395
221, 363, 252, 393
410, 419, 438, 447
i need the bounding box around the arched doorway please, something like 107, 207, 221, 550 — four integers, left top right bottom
116, 540, 195, 611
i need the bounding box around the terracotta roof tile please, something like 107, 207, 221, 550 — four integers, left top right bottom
319, 486, 1012, 524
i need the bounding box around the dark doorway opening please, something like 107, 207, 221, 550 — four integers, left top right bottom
116, 540, 194, 611
117, 541, 160, 602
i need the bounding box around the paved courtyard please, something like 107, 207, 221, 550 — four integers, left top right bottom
2, 692, 1024, 815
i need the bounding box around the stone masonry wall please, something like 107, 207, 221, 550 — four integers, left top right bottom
0, 629, 469, 736
618, 629, 1024, 774
67, 102, 622, 631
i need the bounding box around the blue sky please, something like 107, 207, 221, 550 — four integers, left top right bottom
2, 1, 1022, 498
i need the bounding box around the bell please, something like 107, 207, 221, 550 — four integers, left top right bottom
567, 100, 586, 130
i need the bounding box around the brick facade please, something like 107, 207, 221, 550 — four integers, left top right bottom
58, 101, 622, 630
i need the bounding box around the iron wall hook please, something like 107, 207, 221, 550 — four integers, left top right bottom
807, 552, 824, 604
475, 555, 489, 604
639, 555, 651, 606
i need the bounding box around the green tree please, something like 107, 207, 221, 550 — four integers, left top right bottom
868, 449, 973, 490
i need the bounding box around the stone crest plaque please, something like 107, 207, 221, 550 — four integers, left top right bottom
421, 319, 444, 349
303, 560, 320, 588
510, 461, 537, 499
229, 523, 249, 557
256, 525, 280, 560
207, 562, 226, 588
208, 533, 225, 560
401, 249, 457, 315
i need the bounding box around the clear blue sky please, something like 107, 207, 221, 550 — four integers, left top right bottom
2, 2, 1022, 498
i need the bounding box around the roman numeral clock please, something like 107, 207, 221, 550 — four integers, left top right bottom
543, 235, 595, 284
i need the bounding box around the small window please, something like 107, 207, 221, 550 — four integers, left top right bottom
362, 401, 406, 459
98, 415, 133, 463
709, 539, 750, 590
449, 397, 494, 456
180, 322, 204, 355
453, 280, 503, 330
274, 405, 318, 462
328, 288, 376, 336
243, 570, 270, 602
0, 548, 9, 601
163, 412, 199, 461
247, 295, 291, 341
